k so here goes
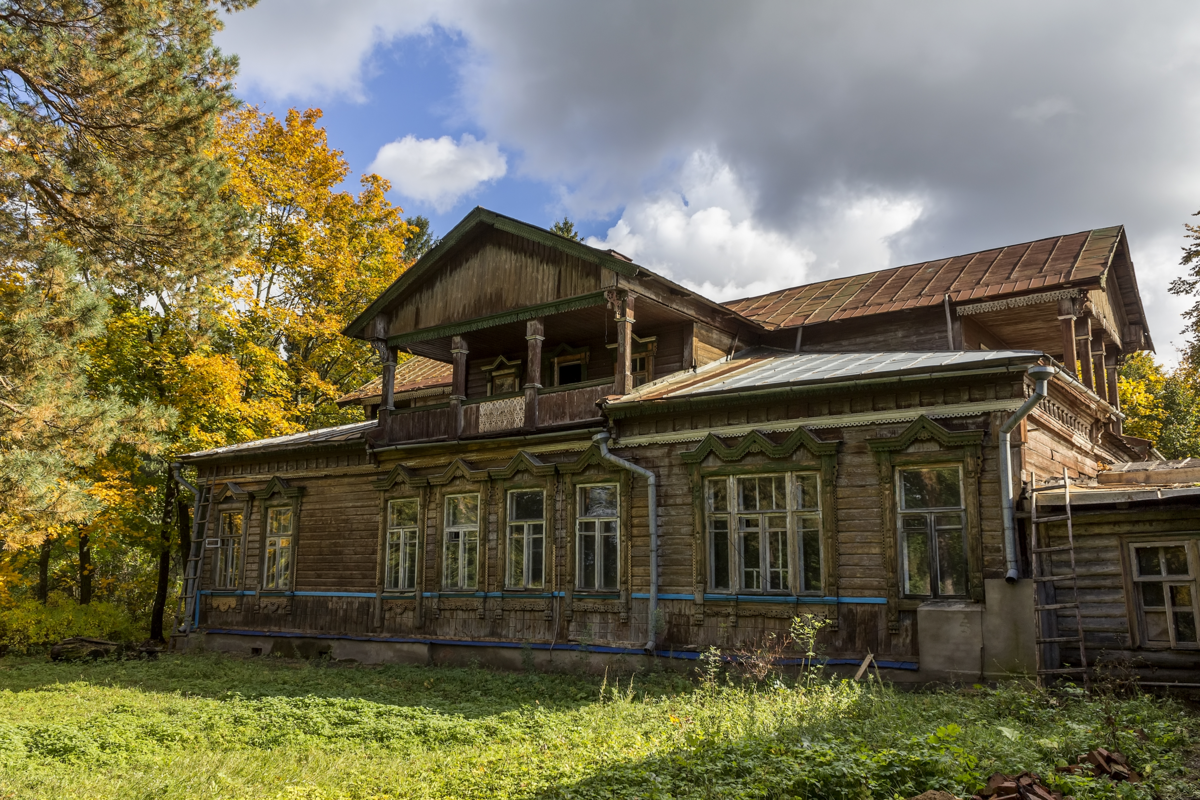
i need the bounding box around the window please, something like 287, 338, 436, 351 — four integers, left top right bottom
215, 511, 243, 589
443, 494, 480, 590
897, 466, 966, 598
263, 507, 294, 590
385, 498, 419, 591
577, 484, 619, 590
706, 473, 822, 594
507, 490, 545, 588
556, 359, 584, 386
631, 354, 651, 387
483, 356, 522, 396
1131, 541, 1199, 648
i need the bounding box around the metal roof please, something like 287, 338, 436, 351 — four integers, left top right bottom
335, 356, 452, 406
616, 348, 1044, 402
723, 227, 1122, 329
178, 420, 377, 461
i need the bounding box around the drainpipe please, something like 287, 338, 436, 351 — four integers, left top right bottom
999, 364, 1057, 582
171, 463, 197, 496
592, 431, 658, 652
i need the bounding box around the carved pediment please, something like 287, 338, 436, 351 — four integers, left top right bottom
680, 426, 839, 464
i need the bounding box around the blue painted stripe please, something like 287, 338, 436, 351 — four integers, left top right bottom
631, 593, 693, 600
199, 590, 257, 597
701, 594, 887, 605
292, 591, 376, 598
837, 597, 888, 604
201, 628, 919, 670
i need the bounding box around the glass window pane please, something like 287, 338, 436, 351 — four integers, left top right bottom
1144, 611, 1170, 642
935, 515, 967, 596
222, 512, 243, 538
464, 532, 478, 588
510, 490, 544, 521
386, 534, 401, 590
582, 485, 618, 517
1135, 546, 1161, 577
508, 526, 525, 586
740, 517, 761, 590
444, 531, 460, 587
529, 528, 544, 588
1141, 582, 1165, 607
902, 515, 931, 596
795, 474, 819, 511
390, 499, 418, 528
710, 516, 730, 590
601, 520, 618, 535
276, 542, 291, 590
601, 534, 619, 589
580, 533, 597, 589
738, 477, 758, 512
269, 508, 292, 537
802, 522, 821, 593
1170, 583, 1193, 608
1174, 611, 1198, 644
447, 495, 478, 528
707, 479, 729, 512
767, 527, 788, 591
900, 468, 962, 510
767, 476, 786, 510
1164, 546, 1190, 576
403, 535, 417, 589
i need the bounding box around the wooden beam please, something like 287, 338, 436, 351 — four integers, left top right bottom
1106, 352, 1122, 433
1057, 298, 1077, 377
1074, 316, 1094, 390
1091, 331, 1107, 404
524, 319, 544, 430
450, 335, 468, 438
612, 292, 635, 395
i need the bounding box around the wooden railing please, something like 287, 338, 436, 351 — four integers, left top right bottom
538, 379, 613, 427
384, 403, 452, 442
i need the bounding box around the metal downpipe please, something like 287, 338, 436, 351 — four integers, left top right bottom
999, 365, 1058, 582
592, 432, 659, 652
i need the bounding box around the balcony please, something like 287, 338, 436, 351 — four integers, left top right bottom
381, 379, 613, 443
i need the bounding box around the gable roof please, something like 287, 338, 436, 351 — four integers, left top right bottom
335, 355, 452, 407
723, 226, 1137, 330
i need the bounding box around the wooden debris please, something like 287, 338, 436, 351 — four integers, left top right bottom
970, 771, 1070, 800
1056, 748, 1141, 783
49, 637, 118, 661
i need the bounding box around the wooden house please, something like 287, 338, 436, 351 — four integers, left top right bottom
176, 208, 1196, 682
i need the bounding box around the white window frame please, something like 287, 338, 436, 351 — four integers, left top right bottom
576, 483, 620, 591
214, 510, 243, 590
506, 489, 546, 589
443, 493, 480, 590
705, 472, 822, 595
896, 464, 967, 599
1129, 539, 1200, 650
385, 498, 420, 592
262, 505, 295, 591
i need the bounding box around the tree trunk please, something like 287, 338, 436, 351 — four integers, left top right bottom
78, 531, 92, 604
37, 536, 53, 603
149, 474, 178, 642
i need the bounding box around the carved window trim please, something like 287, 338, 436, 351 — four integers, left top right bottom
482, 355, 523, 397
251, 478, 304, 595
208, 483, 250, 592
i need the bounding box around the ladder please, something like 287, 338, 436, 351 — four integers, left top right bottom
176, 482, 213, 635
1029, 467, 1089, 688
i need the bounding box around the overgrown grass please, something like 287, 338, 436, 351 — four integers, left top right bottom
0, 652, 1195, 799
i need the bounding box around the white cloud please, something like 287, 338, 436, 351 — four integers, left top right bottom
586, 152, 923, 302
369, 134, 507, 212
1012, 97, 1076, 125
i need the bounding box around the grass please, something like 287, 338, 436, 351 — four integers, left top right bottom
0, 652, 1195, 800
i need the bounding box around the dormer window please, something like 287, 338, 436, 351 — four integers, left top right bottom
481, 355, 522, 396
545, 344, 590, 387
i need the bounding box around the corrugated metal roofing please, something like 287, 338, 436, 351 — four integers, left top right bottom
336, 356, 452, 406
616, 348, 1043, 402
723, 227, 1122, 329
179, 420, 377, 460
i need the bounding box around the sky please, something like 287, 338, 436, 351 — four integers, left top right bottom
216, 1, 1200, 364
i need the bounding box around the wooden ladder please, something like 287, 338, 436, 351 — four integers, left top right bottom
176, 482, 213, 635
1029, 467, 1089, 688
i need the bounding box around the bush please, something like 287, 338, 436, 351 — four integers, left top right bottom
0, 594, 144, 654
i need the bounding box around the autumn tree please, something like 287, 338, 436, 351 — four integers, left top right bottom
0, 0, 250, 549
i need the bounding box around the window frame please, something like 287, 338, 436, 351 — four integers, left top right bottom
575, 482, 621, 592
262, 504, 296, 591
442, 492, 481, 591
214, 509, 245, 590
1127, 538, 1200, 650
482, 355, 523, 397
895, 464, 969, 600
704, 471, 824, 596
385, 497, 421, 592
505, 488, 547, 590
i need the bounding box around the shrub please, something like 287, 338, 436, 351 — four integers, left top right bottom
0, 594, 145, 654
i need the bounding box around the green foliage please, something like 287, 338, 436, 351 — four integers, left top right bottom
1118, 352, 1200, 458
551, 217, 582, 241
0, 595, 143, 654
404, 216, 440, 261
0, 653, 1194, 799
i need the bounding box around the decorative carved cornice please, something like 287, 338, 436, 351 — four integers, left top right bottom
680, 426, 840, 464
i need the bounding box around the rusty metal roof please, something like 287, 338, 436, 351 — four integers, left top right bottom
615, 348, 1043, 403
723, 227, 1123, 330
335, 356, 452, 406
179, 420, 377, 461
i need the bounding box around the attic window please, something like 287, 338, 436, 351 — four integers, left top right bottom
481, 355, 522, 396
546, 344, 590, 387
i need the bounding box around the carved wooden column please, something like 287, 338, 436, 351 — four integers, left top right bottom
1074, 316, 1095, 391
1106, 353, 1122, 433
613, 292, 636, 395
1057, 298, 1077, 377
524, 318, 544, 430
1091, 332, 1108, 404
450, 335, 469, 438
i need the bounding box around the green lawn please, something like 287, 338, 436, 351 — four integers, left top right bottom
0, 652, 1194, 800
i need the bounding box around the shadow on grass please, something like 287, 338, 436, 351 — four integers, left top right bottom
0, 650, 701, 718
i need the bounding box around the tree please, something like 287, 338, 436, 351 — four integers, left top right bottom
0, 0, 251, 548
403, 216, 439, 261
551, 217, 582, 242
1118, 352, 1200, 459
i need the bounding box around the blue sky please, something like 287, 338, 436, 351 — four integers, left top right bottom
218, 1, 1200, 363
